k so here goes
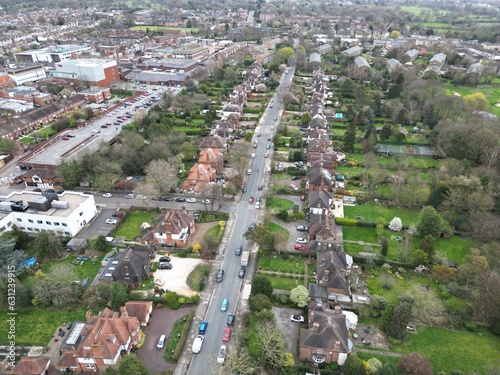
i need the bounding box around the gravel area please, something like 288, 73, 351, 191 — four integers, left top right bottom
153, 256, 204, 296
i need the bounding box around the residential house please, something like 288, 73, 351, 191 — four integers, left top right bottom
316, 44, 332, 55
57, 308, 142, 373
386, 58, 402, 73
121, 301, 153, 327
306, 139, 330, 156
97, 246, 153, 289
307, 128, 329, 143
197, 147, 224, 171
307, 117, 328, 130
466, 62, 485, 82
316, 247, 352, 296
400, 49, 419, 64
141, 209, 195, 247
353, 56, 370, 78
341, 46, 363, 57
221, 103, 242, 119
309, 53, 321, 66
309, 190, 334, 216
10, 357, 52, 375
299, 301, 351, 366
306, 166, 335, 192
20, 168, 58, 188
429, 52, 447, 68
199, 135, 227, 150
181, 163, 217, 193
308, 214, 339, 243
309, 152, 337, 173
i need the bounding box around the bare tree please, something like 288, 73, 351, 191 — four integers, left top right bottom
200, 183, 225, 212
145, 157, 183, 194
256, 321, 289, 370
272, 230, 289, 255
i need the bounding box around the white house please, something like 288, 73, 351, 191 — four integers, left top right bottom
0, 191, 97, 237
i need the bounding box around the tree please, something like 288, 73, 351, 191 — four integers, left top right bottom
416, 206, 443, 238
90, 236, 109, 252
0, 237, 26, 277
380, 236, 388, 257
59, 159, 84, 188
389, 30, 401, 38
399, 353, 433, 375
380, 124, 393, 140
251, 275, 273, 298
2, 225, 32, 250
379, 304, 395, 333
34, 231, 64, 259
343, 121, 357, 153
343, 354, 365, 375
387, 302, 413, 340
249, 293, 272, 312
389, 217, 403, 232
272, 230, 289, 255
145, 158, 182, 194
110, 354, 150, 375
0, 139, 16, 152
340, 78, 357, 99
432, 264, 458, 285
83, 283, 112, 310
32, 263, 81, 307
256, 321, 290, 370
463, 92, 489, 111
244, 225, 273, 250
420, 235, 436, 261
290, 285, 309, 308
218, 346, 256, 375
109, 282, 130, 310
274, 47, 294, 64
367, 358, 383, 374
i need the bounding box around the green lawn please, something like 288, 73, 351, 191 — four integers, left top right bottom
444, 83, 500, 117
272, 173, 292, 181
344, 205, 420, 226
19, 137, 34, 144
0, 307, 88, 345
266, 197, 295, 211
41, 254, 104, 280
413, 235, 478, 264
203, 224, 220, 244
265, 274, 304, 290
356, 351, 400, 366
265, 222, 290, 239
342, 226, 379, 244
114, 212, 158, 240
393, 326, 500, 374
259, 255, 306, 274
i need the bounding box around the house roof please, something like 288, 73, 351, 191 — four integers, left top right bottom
307, 166, 334, 187
22, 168, 58, 179
317, 249, 351, 292
199, 135, 227, 149
185, 163, 216, 182
153, 209, 194, 236
354, 56, 370, 69
300, 301, 349, 354
307, 139, 330, 153
10, 357, 50, 375
197, 148, 224, 165
309, 282, 328, 300
99, 246, 152, 285
309, 190, 333, 210
123, 301, 153, 322
309, 213, 337, 241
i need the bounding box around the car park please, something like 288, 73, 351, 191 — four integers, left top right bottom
291, 314, 304, 323
297, 225, 308, 231
222, 328, 231, 342
296, 238, 307, 244
235, 245, 242, 256
220, 298, 229, 312
238, 267, 246, 278
217, 345, 227, 364
216, 269, 224, 283
106, 219, 117, 225
159, 256, 171, 262
103, 193, 113, 198
158, 263, 172, 270
157, 334, 166, 349
199, 320, 208, 335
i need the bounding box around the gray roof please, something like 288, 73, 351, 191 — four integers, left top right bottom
354, 56, 370, 69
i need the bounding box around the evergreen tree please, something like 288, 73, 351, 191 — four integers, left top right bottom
343, 122, 357, 153
416, 206, 443, 238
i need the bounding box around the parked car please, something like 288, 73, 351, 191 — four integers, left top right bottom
291, 176, 300, 181
201, 199, 211, 204
159, 256, 171, 262
136, 194, 147, 199
296, 225, 308, 231
220, 298, 229, 312
186, 198, 197, 203
248, 197, 254, 203
217, 345, 227, 364
266, 143, 271, 149
258, 185, 263, 190
158, 263, 172, 270
103, 193, 113, 198
291, 314, 304, 323
227, 313, 235, 326
247, 169, 252, 175
175, 197, 186, 202
199, 320, 208, 335
255, 202, 260, 209
192, 335, 204, 354
157, 334, 167, 349
162, 196, 174, 201
242, 185, 247, 193
106, 219, 117, 225
124, 193, 134, 199
294, 244, 308, 251
264, 152, 269, 158
61, 136, 69, 140
216, 269, 224, 283
222, 328, 231, 342
238, 267, 246, 278
290, 184, 299, 191
296, 238, 307, 244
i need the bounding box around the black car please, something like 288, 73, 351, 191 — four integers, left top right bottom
57, 189, 65, 194
258, 185, 263, 190
291, 176, 300, 181
83, 191, 92, 195
297, 225, 308, 232
66, 134, 75, 138
101, 125, 108, 128
159, 256, 171, 262
159, 263, 172, 270
238, 267, 246, 278
175, 197, 186, 202
215, 269, 224, 282
242, 185, 247, 193
235, 245, 242, 256
249, 222, 256, 231
227, 313, 235, 326
112, 212, 120, 217
163, 197, 174, 201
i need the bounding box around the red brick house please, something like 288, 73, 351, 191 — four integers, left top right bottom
121, 301, 153, 327
10, 357, 52, 375
197, 148, 224, 171
181, 163, 216, 193
141, 209, 195, 247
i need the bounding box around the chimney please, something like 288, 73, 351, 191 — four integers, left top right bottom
86, 310, 93, 323
312, 322, 320, 332
334, 305, 342, 314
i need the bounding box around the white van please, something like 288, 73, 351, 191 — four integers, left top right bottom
192, 335, 204, 354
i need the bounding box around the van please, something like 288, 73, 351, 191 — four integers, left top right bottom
192, 335, 204, 354
157, 334, 166, 349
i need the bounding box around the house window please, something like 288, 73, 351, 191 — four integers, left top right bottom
85, 364, 95, 369
62, 223, 67, 227
46, 221, 51, 225
27, 227, 33, 231
37, 220, 43, 224
16, 218, 22, 222
54, 222, 60, 226
79, 211, 83, 216
28, 219, 34, 223
64, 232, 70, 235
6, 221, 11, 227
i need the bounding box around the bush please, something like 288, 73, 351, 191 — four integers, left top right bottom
464, 321, 478, 332
249, 293, 273, 312
171, 310, 195, 362
165, 291, 178, 305
177, 250, 188, 258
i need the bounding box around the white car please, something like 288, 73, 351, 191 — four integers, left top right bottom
217, 345, 227, 364
103, 193, 113, 198
186, 198, 197, 203
296, 238, 307, 244
291, 314, 304, 323
106, 219, 117, 225
290, 184, 299, 191
136, 195, 147, 199
201, 199, 211, 204
255, 202, 260, 209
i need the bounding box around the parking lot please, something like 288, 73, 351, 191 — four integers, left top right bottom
272, 306, 303, 360
152, 256, 204, 296
76, 207, 119, 239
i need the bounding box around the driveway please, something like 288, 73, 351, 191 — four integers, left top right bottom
272, 306, 303, 359
153, 256, 204, 296
136, 306, 194, 375
76, 207, 119, 239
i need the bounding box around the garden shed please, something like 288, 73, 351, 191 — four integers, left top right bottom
66, 238, 88, 252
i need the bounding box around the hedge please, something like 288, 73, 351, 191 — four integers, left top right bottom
335, 217, 358, 226
172, 309, 195, 362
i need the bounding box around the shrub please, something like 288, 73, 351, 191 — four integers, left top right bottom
464, 321, 478, 332
165, 291, 178, 305
335, 217, 358, 226
171, 310, 195, 362
177, 250, 188, 258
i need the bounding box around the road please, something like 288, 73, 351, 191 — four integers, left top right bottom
187, 67, 295, 373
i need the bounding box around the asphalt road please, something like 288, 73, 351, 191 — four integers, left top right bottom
187, 67, 295, 373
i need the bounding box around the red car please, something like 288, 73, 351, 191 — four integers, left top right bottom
222, 328, 231, 342
295, 244, 308, 251
253, 142, 258, 148
248, 197, 254, 203
61, 136, 69, 140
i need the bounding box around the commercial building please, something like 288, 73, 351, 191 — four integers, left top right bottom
52, 59, 119, 87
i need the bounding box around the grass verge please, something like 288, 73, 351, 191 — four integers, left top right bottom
164, 310, 195, 362
114, 211, 158, 240
186, 264, 210, 292
266, 197, 295, 211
